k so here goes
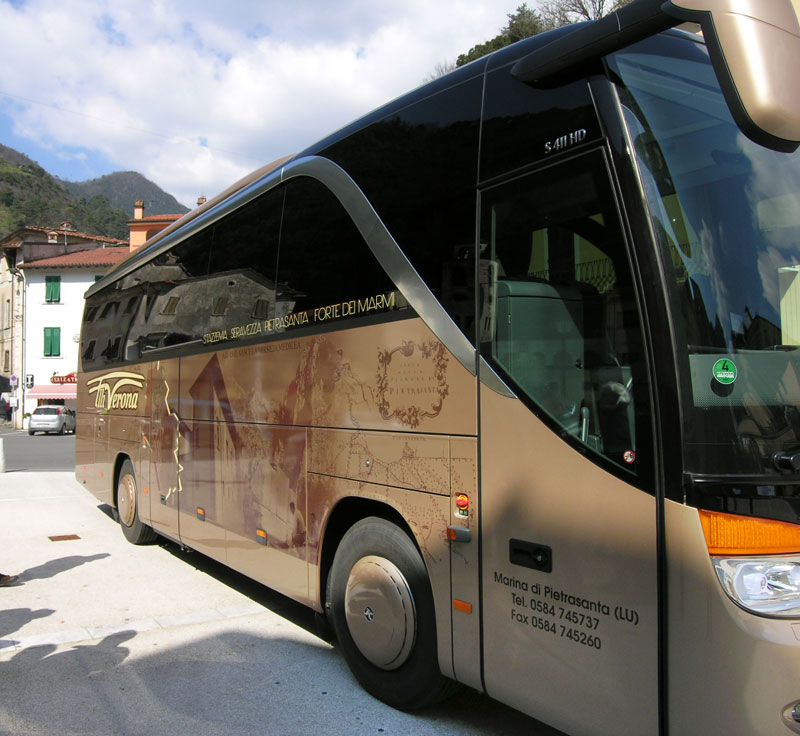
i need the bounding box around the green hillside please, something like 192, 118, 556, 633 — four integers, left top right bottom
62, 171, 189, 219
0, 144, 187, 241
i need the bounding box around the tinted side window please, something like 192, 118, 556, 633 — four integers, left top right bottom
81, 286, 124, 371
319, 78, 482, 343
205, 187, 283, 337
271, 177, 402, 334
480, 151, 651, 480
480, 70, 600, 182
122, 229, 213, 359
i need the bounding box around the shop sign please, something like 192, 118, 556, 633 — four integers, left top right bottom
51, 372, 77, 384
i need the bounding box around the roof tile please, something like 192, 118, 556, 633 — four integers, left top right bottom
23, 247, 131, 268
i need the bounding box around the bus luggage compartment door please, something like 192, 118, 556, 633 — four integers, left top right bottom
146, 360, 181, 541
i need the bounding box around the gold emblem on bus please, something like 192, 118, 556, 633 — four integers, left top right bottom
87, 371, 146, 411
376, 340, 449, 428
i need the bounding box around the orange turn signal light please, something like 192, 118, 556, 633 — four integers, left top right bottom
699, 510, 800, 555
453, 599, 472, 614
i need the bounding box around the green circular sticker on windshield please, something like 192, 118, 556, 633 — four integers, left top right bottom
712, 359, 737, 385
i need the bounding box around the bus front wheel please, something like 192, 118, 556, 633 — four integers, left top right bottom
116, 459, 157, 545
327, 516, 457, 710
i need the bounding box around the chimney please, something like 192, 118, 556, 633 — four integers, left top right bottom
197, 196, 207, 207
134, 199, 145, 220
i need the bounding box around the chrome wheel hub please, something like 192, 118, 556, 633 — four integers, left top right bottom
344, 555, 416, 671
117, 473, 136, 528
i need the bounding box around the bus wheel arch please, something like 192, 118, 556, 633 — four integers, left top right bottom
114, 456, 157, 545
325, 512, 457, 710
319, 498, 421, 617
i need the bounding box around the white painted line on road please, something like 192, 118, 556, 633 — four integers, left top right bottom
216, 603, 269, 618
0, 601, 267, 654
0, 495, 86, 502
154, 609, 226, 628
3, 627, 94, 651
86, 618, 162, 640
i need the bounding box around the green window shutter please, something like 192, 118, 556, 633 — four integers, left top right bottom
44, 327, 61, 357
45, 276, 61, 302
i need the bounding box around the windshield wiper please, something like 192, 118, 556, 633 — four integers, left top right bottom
773, 450, 800, 473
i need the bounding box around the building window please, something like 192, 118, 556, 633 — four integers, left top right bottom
44, 327, 61, 357
45, 276, 61, 303
212, 296, 229, 315
161, 296, 180, 315
100, 302, 119, 319
252, 298, 271, 319
81, 340, 95, 363
101, 336, 121, 362
3, 350, 8, 371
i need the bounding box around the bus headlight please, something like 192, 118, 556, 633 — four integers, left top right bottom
712, 557, 800, 617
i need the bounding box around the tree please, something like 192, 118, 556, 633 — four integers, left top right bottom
538, 0, 632, 27
423, 60, 457, 82
444, 0, 633, 71
456, 4, 546, 67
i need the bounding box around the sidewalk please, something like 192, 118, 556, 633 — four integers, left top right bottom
0, 472, 270, 651
0, 472, 551, 736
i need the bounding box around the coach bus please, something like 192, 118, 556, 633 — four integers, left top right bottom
76, 1, 800, 734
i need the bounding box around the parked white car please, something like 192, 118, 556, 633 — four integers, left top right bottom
28, 406, 76, 435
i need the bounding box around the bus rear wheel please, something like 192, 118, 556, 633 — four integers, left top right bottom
327, 516, 457, 710
117, 459, 157, 545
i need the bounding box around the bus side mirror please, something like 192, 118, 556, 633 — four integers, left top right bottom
511, 0, 800, 153
666, 0, 800, 153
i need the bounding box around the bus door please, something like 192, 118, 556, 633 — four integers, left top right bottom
477, 149, 659, 736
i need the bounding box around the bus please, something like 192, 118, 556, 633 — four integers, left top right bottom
76, 1, 800, 734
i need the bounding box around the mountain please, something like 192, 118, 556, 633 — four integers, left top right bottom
61, 172, 189, 219
0, 143, 188, 241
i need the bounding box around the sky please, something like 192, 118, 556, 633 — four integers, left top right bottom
0, 0, 517, 210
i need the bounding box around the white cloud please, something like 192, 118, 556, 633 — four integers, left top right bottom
0, 0, 512, 206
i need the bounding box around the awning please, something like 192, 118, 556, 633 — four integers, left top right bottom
27, 384, 77, 400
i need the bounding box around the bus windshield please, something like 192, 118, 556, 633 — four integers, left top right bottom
611, 33, 800, 477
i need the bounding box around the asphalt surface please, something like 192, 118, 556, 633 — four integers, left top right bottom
0, 425, 76, 472
0, 456, 565, 735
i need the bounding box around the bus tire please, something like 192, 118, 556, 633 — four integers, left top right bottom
116, 459, 157, 545
327, 516, 458, 710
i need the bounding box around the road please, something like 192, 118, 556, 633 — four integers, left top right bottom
0, 426, 76, 472
0, 457, 566, 736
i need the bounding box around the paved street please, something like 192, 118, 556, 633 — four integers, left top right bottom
0, 425, 76, 472
0, 461, 564, 736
